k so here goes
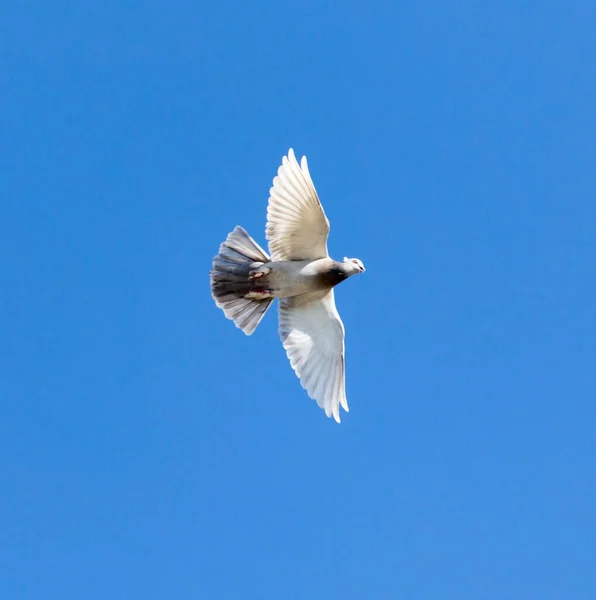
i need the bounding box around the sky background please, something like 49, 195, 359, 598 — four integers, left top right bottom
2, 1, 595, 598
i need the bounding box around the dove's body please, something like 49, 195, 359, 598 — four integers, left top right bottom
211, 236, 356, 302
254, 258, 352, 297
209, 149, 364, 422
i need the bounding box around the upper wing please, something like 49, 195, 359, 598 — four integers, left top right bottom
266, 148, 330, 261
278, 289, 348, 423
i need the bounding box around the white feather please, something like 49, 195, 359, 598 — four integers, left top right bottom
278, 289, 348, 423
266, 149, 330, 261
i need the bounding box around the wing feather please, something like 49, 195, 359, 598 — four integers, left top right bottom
278, 290, 348, 423
266, 149, 330, 261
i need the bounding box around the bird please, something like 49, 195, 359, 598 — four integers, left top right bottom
209, 149, 365, 422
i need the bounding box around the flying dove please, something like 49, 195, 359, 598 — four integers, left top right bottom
210, 149, 365, 422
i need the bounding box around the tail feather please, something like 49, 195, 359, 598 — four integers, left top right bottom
210, 226, 273, 336
219, 226, 269, 264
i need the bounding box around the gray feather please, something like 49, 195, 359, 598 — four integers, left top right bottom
210, 226, 273, 335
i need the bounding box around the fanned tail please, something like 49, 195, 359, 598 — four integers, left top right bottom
210, 226, 274, 335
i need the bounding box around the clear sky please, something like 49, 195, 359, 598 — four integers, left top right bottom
2, 2, 595, 598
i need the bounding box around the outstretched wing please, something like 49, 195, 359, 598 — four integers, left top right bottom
278, 289, 348, 423
266, 149, 330, 261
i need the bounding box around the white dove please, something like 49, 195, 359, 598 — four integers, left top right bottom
210, 149, 365, 422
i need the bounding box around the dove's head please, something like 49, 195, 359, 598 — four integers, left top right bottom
343, 257, 366, 275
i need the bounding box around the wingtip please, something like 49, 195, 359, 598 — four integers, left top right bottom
332, 405, 341, 423
300, 155, 310, 176
286, 148, 308, 170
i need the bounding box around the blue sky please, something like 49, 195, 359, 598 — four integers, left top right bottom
2, 1, 595, 598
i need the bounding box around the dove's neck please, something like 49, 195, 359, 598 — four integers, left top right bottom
316, 261, 351, 288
